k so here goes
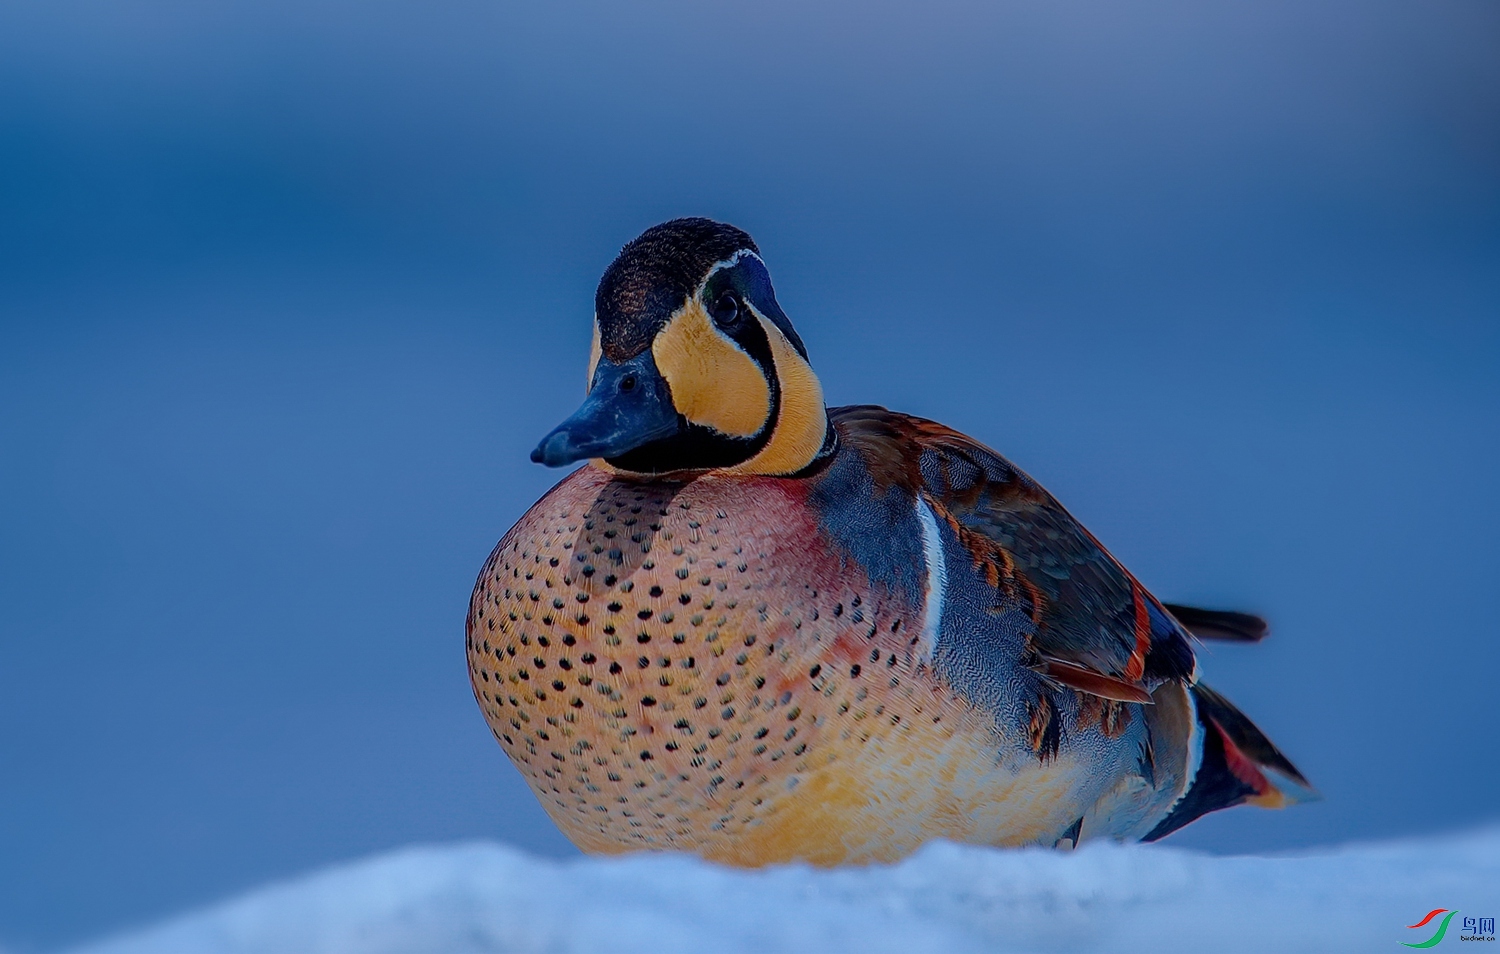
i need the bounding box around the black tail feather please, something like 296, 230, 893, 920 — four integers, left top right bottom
1191, 683, 1310, 788
1141, 683, 1315, 842
1162, 604, 1268, 643
1141, 694, 1253, 841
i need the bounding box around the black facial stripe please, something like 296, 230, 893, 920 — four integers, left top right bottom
722, 310, 782, 453
703, 254, 808, 361
604, 420, 774, 475
717, 300, 778, 387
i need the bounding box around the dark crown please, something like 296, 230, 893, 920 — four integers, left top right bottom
595, 218, 758, 361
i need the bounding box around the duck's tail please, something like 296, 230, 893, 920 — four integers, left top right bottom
1142, 682, 1317, 842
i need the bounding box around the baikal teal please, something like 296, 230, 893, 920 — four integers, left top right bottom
466, 217, 1317, 867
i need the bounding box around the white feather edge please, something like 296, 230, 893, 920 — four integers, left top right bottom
914, 494, 947, 664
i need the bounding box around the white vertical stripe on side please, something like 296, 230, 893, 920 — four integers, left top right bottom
915, 494, 948, 663
1179, 687, 1205, 809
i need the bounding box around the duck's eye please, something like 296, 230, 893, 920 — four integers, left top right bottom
619, 375, 637, 393
709, 292, 740, 329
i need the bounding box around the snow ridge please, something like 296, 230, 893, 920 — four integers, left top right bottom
72, 828, 1500, 954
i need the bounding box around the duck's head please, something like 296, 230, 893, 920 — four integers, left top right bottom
531, 218, 832, 477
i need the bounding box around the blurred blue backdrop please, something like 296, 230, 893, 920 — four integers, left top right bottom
1, 0, 1497, 948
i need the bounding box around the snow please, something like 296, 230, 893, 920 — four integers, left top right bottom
71, 828, 1499, 954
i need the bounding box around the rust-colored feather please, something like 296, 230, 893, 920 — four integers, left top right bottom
1035, 656, 1153, 704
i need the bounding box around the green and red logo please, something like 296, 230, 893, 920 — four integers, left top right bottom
1402, 908, 1496, 946
1403, 909, 1458, 948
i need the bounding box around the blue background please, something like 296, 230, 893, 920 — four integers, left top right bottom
2, 0, 1497, 948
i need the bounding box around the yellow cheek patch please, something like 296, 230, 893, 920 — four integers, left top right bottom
652, 302, 770, 438
732, 313, 827, 476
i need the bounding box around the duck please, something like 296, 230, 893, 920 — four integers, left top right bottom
466, 217, 1314, 866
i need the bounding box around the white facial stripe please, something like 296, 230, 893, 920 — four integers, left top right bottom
697, 248, 763, 293
587, 318, 602, 392
915, 494, 947, 664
